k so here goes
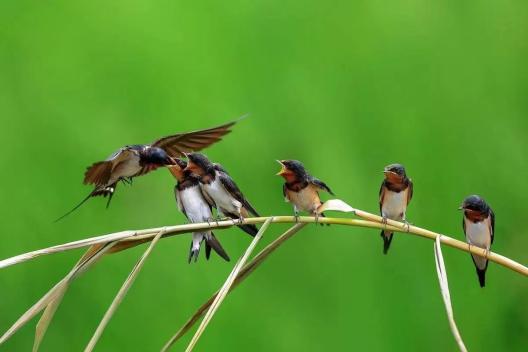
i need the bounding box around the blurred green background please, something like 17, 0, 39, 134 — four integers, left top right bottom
1, 0, 527, 351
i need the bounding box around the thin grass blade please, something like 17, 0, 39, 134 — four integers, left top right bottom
184, 218, 272, 352
84, 230, 165, 352
0, 243, 115, 348
434, 236, 468, 352
162, 222, 307, 351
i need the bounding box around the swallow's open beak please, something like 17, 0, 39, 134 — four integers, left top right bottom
458, 206, 464, 211
276, 160, 287, 176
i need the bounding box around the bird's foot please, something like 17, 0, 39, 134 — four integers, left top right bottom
381, 216, 388, 230
403, 220, 412, 233
294, 212, 300, 223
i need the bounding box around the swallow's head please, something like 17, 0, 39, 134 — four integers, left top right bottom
184, 152, 214, 177
383, 163, 406, 182
147, 147, 176, 166
459, 195, 490, 218
276, 160, 308, 182
168, 158, 187, 181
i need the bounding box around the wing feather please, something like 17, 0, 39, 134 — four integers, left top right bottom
218, 172, 259, 217
310, 178, 334, 195
151, 120, 238, 157
83, 148, 137, 186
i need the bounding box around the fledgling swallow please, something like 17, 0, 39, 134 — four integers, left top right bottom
276, 160, 334, 223
56, 119, 239, 221
170, 159, 230, 263
184, 153, 260, 236
379, 163, 413, 254
459, 195, 495, 288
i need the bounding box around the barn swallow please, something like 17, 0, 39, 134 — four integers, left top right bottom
460, 195, 495, 288
184, 153, 260, 236
378, 164, 413, 254
276, 160, 334, 223
56, 119, 239, 221
169, 159, 230, 263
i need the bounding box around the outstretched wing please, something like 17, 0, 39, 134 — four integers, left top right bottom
83, 148, 137, 186
151, 119, 239, 157
218, 172, 259, 217
311, 178, 334, 195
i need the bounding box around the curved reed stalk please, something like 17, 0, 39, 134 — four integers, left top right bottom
0, 199, 526, 351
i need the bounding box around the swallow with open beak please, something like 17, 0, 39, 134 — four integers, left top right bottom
276, 160, 334, 223
460, 195, 495, 288
169, 159, 230, 263
184, 153, 260, 236
379, 164, 413, 254
56, 119, 239, 221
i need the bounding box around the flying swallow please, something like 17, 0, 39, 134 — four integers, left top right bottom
276, 160, 334, 223
379, 163, 413, 254
460, 195, 495, 288
169, 159, 230, 263
184, 153, 260, 236
56, 119, 239, 221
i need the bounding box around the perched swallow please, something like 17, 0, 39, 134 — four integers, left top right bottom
56, 119, 239, 221
276, 160, 334, 222
184, 153, 260, 236
379, 164, 413, 254
170, 159, 230, 263
460, 195, 495, 288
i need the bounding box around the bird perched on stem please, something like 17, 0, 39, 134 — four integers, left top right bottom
184, 153, 260, 236
56, 119, 240, 221
276, 160, 334, 223
459, 195, 495, 288
169, 159, 230, 263
379, 163, 413, 254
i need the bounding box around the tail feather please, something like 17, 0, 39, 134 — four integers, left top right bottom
381, 230, 394, 255
477, 269, 486, 288
471, 255, 489, 288
205, 233, 230, 262
188, 233, 202, 263
224, 211, 259, 237
55, 183, 117, 222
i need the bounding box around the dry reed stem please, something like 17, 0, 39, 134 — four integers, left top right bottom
434, 236, 468, 352
161, 222, 307, 351
84, 229, 165, 352
184, 218, 272, 352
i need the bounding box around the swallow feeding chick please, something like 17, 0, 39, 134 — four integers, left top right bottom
378, 163, 413, 254
170, 159, 230, 263
276, 160, 334, 223
184, 153, 260, 236
460, 195, 495, 287
56, 120, 238, 221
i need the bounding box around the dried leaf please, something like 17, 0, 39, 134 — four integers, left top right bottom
318, 199, 356, 213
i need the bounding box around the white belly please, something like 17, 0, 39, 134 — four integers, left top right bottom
465, 219, 491, 249
202, 177, 241, 213
289, 187, 320, 213
179, 186, 212, 223
381, 190, 407, 220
